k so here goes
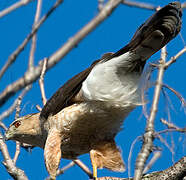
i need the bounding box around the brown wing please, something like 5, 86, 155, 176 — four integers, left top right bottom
40, 59, 105, 120
109, 2, 182, 59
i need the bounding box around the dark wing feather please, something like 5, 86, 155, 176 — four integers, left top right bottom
109, 2, 182, 59
40, 60, 102, 120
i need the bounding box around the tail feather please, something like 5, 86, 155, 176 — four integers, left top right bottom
113, 2, 182, 60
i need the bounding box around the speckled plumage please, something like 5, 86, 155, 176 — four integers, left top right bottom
5, 2, 182, 179
52, 102, 135, 158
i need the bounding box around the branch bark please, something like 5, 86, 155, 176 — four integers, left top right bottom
134, 47, 167, 180
28, 0, 43, 70
98, 156, 186, 180
0, 132, 28, 180
122, 0, 157, 10
0, 85, 31, 122
0, 0, 34, 18
0, 0, 122, 107
0, 0, 64, 81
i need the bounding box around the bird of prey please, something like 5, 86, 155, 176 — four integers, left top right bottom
5, 2, 182, 180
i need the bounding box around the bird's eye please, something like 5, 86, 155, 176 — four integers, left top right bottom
13, 121, 21, 128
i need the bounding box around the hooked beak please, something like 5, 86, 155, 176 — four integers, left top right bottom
4, 130, 11, 141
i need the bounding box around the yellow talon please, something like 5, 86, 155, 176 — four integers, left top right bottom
90, 150, 98, 180
93, 162, 97, 180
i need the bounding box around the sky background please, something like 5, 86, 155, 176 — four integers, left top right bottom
0, 0, 186, 179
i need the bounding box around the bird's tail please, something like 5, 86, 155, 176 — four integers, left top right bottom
113, 2, 182, 62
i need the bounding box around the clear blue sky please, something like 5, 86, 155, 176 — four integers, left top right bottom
0, 0, 186, 179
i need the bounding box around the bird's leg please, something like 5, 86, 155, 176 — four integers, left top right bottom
90, 150, 98, 180
90, 140, 125, 179
44, 128, 62, 180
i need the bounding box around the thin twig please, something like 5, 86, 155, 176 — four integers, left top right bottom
156, 134, 175, 163
36, 105, 42, 112
143, 151, 161, 173
134, 46, 167, 180
46, 159, 92, 179
45, 161, 75, 180
163, 84, 186, 107
0, 0, 64, 81
122, 0, 157, 10
128, 136, 142, 178
161, 88, 176, 161
15, 96, 22, 120
156, 128, 186, 135
12, 84, 26, 165
141, 65, 155, 119
39, 58, 48, 105
0, 122, 7, 130
0, 132, 28, 180
160, 118, 186, 132
0, 0, 33, 18
179, 33, 186, 47
0, 85, 31, 122
73, 159, 93, 178
13, 142, 21, 164
28, 0, 43, 70
165, 47, 186, 68
162, 88, 176, 118
0, 0, 122, 107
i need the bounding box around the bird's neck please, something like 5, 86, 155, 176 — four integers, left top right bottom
20, 115, 48, 149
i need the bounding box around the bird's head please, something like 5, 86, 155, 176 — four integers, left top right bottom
4, 113, 44, 148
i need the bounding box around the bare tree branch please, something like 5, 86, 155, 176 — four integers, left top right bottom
143, 151, 161, 174
128, 136, 142, 178
122, 0, 157, 10
0, 122, 7, 130
160, 118, 186, 133
163, 84, 186, 107
28, 0, 43, 70
0, 85, 31, 179
98, 156, 186, 180
73, 159, 93, 178
0, 85, 31, 122
39, 58, 48, 105
165, 47, 186, 68
134, 46, 167, 180
0, 0, 64, 81
12, 94, 23, 165
156, 128, 186, 136
0, 0, 34, 18
133, 45, 186, 180
0, 132, 28, 180
150, 156, 186, 180
45, 161, 75, 180
36, 104, 42, 112
13, 142, 21, 164
0, 0, 122, 107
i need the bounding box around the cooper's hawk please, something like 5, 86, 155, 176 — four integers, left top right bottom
5, 2, 182, 180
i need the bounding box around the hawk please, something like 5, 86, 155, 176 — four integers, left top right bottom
5, 2, 182, 180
